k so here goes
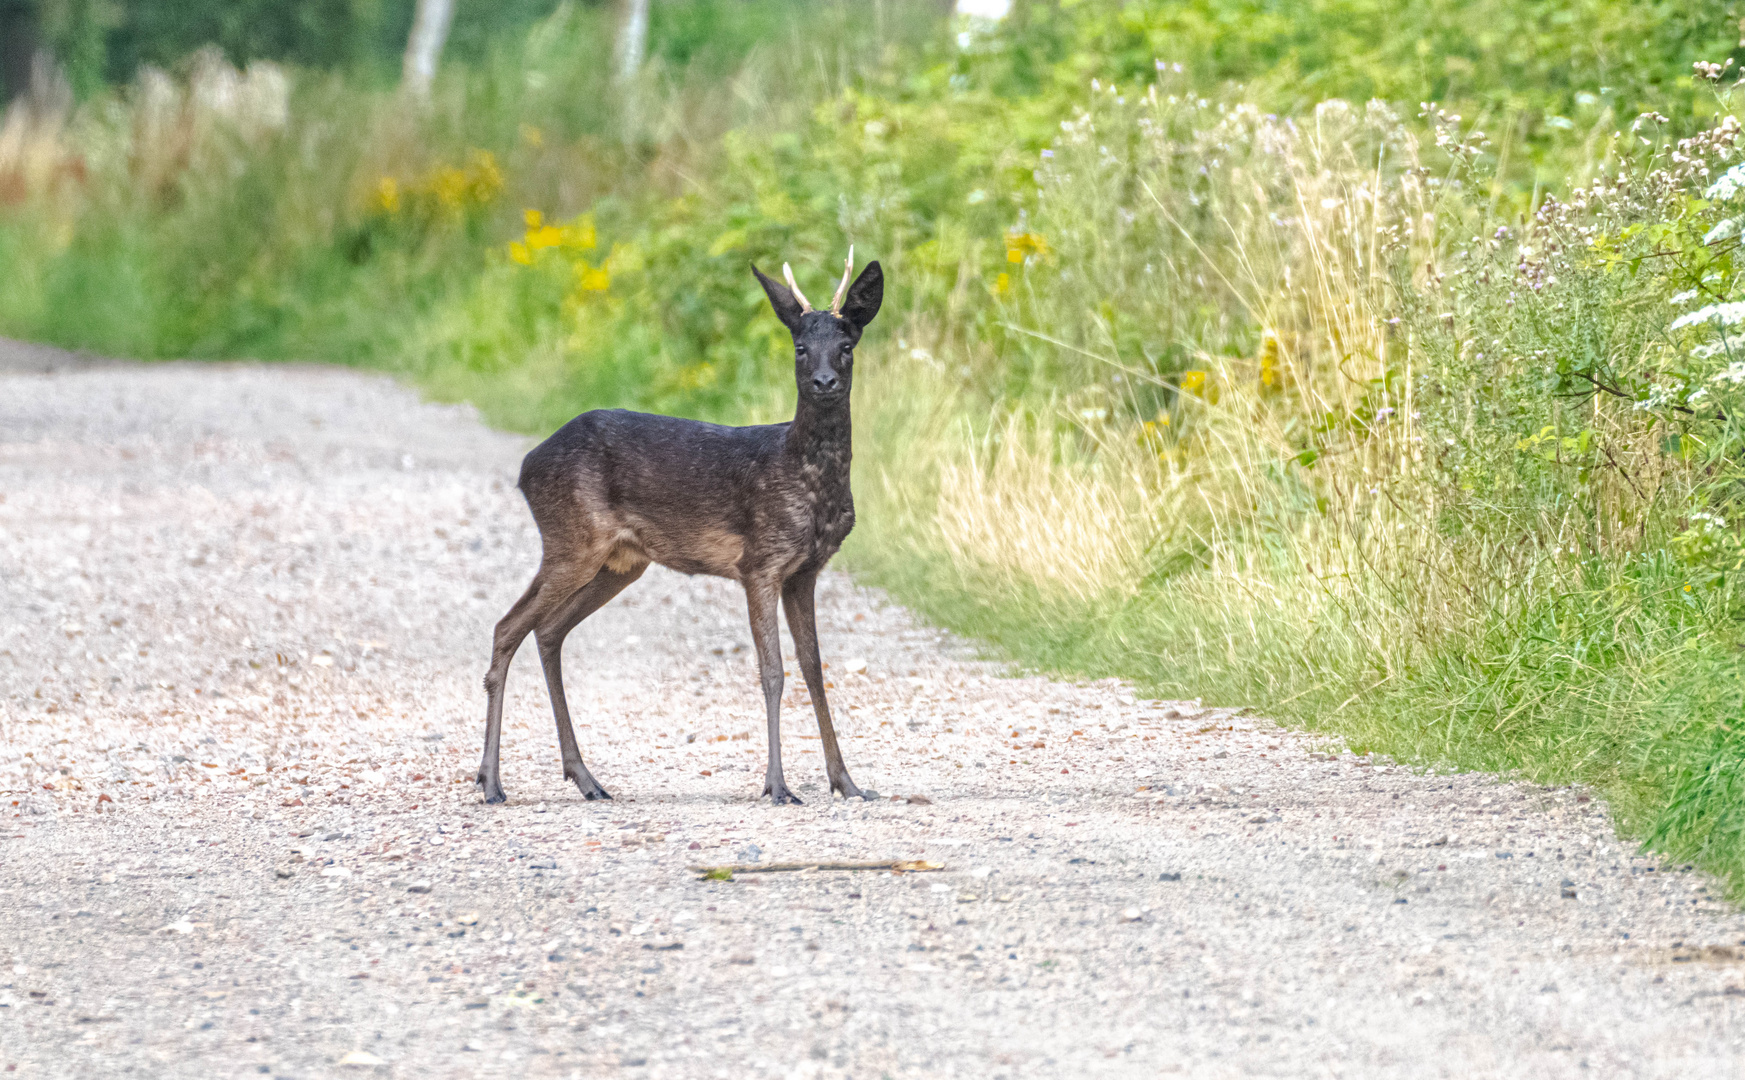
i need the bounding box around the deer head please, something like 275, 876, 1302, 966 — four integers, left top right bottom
753, 252, 883, 404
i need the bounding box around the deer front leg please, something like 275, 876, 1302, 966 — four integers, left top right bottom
782, 570, 870, 799
745, 577, 800, 805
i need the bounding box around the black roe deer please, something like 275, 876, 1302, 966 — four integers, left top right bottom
477, 252, 883, 806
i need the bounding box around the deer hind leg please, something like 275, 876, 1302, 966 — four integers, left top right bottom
534, 561, 647, 801
478, 559, 600, 804
782, 570, 871, 800
478, 577, 549, 804
745, 577, 800, 805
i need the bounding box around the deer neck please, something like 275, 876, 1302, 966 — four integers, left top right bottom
787, 395, 853, 485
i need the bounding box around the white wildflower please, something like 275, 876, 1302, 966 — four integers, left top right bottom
1670, 302, 1745, 331
1690, 338, 1745, 360
1705, 163, 1745, 201
1637, 384, 1680, 410
1669, 290, 1698, 307
1704, 218, 1739, 244
1711, 360, 1745, 384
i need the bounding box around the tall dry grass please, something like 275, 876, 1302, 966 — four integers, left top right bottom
899, 87, 1708, 664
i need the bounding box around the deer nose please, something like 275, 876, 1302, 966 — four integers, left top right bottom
812, 370, 841, 394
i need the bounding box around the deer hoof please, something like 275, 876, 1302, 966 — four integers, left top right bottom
474, 767, 509, 802
567, 769, 612, 801
763, 783, 803, 806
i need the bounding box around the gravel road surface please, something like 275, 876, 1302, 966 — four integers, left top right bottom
2, 345, 1743, 1078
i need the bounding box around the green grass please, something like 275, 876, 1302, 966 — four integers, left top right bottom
850, 531, 1745, 887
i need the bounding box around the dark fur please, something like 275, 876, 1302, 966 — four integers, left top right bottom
476, 260, 884, 805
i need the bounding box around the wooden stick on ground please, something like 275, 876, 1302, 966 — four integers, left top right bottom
690, 860, 943, 879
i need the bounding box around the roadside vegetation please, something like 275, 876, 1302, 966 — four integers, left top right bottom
4, 0, 1745, 893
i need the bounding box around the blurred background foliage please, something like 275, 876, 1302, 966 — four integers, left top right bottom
2, 0, 1738, 412
5, 0, 1745, 892
2, 0, 912, 95
11, 0, 588, 91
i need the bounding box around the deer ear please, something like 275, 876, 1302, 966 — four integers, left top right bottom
752, 264, 805, 335
839, 261, 882, 333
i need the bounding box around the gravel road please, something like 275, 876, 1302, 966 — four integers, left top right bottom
2, 344, 1743, 1078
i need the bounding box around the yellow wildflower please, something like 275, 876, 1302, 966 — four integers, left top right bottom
576, 263, 611, 292
1005, 231, 1050, 264
467, 150, 503, 204
994, 272, 1011, 295
1257, 330, 1281, 388
375, 177, 400, 215
1180, 370, 1207, 395
512, 212, 603, 269
527, 225, 565, 252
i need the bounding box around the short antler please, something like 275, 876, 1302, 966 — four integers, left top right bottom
829, 245, 855, 316
782, 263, 814, 313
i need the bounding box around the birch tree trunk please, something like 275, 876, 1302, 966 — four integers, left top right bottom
614, 0, 651, 84
402, 0, 456, 99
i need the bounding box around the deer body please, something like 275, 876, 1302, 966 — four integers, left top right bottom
477, 257, 883, 806
520, 407, 853, 583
